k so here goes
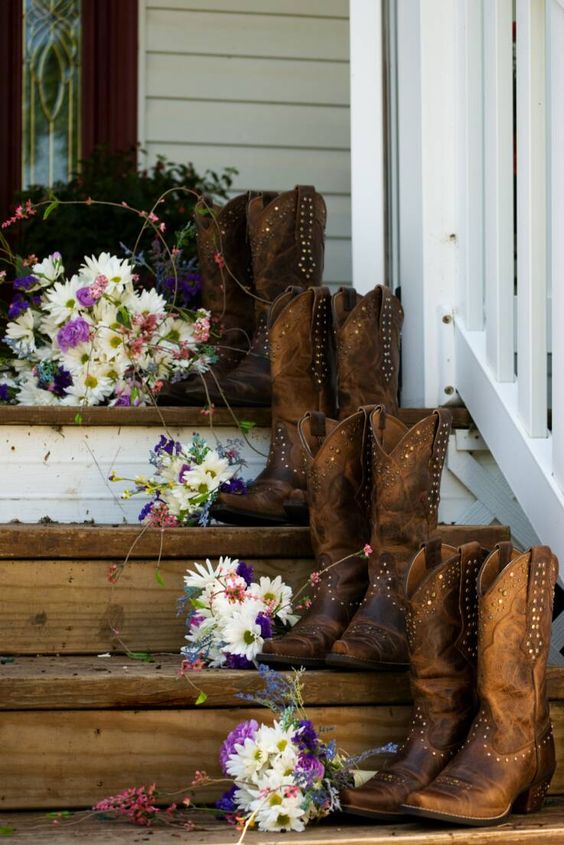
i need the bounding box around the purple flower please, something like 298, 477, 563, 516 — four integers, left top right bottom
190, 613, 206, 629
0, 384, 11, 402
236, 560, 254, 585
76, 286, 98, 307
154, 435, 180, 456
52, 366, 72, 397
138, 502, 153, 522
215, 785, 237, 815
220, 477, 247, 495
13, 275, 37, 291
178, 463, 192, 482
56, 317, 90, 352
114, 393, 132, 407
225, 652, 254, 670
255, 612, 272, 639
219, 719, 259, 774
294, 719, 318, 752
296, 753, 325, 785
8, 294, 30, 319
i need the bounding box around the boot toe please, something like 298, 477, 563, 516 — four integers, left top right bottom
327, 633, 409, 669
341, 777, 414, 819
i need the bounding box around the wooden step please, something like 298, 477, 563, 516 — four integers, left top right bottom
1, 660, 564, 811
1, 804, 564, 844
0, 524, 509, 654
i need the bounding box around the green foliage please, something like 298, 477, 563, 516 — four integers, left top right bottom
13, 146, 237, 273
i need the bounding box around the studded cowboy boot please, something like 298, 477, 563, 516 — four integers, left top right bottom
333, 285, 403, 419
257, 408, 372, 667
341, 540, 489, 820
212, 286, 335, 525
326, 406, 452, 670
158, 192, 262, 406
403, 543, 558, 826
194, 185, 327, 407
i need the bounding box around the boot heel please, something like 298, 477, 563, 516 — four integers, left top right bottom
512, 778, 551, 814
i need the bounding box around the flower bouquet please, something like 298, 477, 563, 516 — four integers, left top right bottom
180, 558, 297, 669
112, 434, 245, 527
1, 251, 213, 406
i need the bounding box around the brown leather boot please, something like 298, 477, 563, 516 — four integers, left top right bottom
334, 285, 403, 419
257, 408, 372, 667
341, 540, 488, 820
158, 192, 261, 406
187, 185, 327, 407
403, 543, 558, 826
326, 406, 452, 670
212, 286, 335, 525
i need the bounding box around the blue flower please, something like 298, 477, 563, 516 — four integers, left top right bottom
0, 384, 11, 402
294, 719, 319, 752
13, 275, 37, 291
255, 612, 273, 639
215, 785, 237, 814
236, 560, 254, 585
225, 652, 254, 670
138, 502, 153, 522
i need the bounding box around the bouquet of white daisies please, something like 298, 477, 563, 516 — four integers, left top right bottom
179, 557, 298, 669
1, 251, 213, 406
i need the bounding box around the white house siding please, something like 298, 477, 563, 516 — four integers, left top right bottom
138, 0, 351, 288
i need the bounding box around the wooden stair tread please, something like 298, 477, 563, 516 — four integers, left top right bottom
2, 804, 564, 844
3, 657, 564, 710
0, 405, 473, 428
0, 523, 510, 559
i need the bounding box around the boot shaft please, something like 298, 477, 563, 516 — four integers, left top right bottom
369, 407, 451, 561
475, 543, 558, 751
299, 409, 371, 561
247, 186, 327, 300
333, 285, 403, 419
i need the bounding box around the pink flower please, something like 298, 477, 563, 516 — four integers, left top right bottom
213, 251, 225, 269
361, 543, 373, 558
191, 770, 209, 786
309, 571, 321, 586
284, 785, 300, 799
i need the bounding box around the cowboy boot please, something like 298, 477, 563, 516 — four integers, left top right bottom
158, 192, 262, 405
326, 406, 452, 670
403, 543, 558, 826
257, 408, 372, 667
212, 286, 335, 525
341, 540, 489, 820
191, 185, 327, 407
334, 285, 403, 419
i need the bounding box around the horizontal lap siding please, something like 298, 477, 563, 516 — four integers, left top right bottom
140, 0, 351, 286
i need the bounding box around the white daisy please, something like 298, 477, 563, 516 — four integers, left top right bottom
32, 252, 64, 284
16, 375, 61, 406
225, 736, 268, 781
222, 600, 265, 661
43, 275, 83, 324
251, 576, 294, 623
64, 369, 115, 405
79, 252, 134, 291
131, 288, 167, 317
4, 309, 37, 355
253, 790, 307, 833
183, 557, 237, 592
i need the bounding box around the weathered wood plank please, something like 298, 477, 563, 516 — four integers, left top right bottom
0, 523, 508, 560
0, 406, 473, 428
0, 558, 314, 654
3, 807, 564, 845
0, 658, 412, 710
3, 658, 564, 711
2, 704, 564, 810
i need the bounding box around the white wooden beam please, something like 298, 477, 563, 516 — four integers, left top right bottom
349, 0, 386, 293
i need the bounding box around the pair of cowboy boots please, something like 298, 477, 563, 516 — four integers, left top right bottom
257, 405, 451, 668
158, 186, 326, 407
212, 285, 404, 526
341, 540, 558, 827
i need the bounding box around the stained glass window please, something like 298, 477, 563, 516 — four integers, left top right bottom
22, 0, 81, 188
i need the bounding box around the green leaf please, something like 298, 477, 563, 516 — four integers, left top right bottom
190, 598, 207, 610
239, 420, 256, 434
116, 305, 132, 329
195, 691, 208, 705
0, 826, 15, 836
43, 199, 59, 220
126, 651, 155, 663
154, 568, 165, 587
74, 412, 83, 425
47, 811, 73, 819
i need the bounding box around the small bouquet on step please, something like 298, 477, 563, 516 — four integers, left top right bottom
111, 434, 246, 526
179, 559, 298, 668
1, 251, 213, 406
216, 666, 378, 834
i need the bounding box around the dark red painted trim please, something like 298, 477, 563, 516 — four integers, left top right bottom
82, 0, 139, 157
0, 1, 23, 221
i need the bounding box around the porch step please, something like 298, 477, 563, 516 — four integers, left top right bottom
2, 804, 564, 844
1, 659, 564, 811
0, 524, 509, 654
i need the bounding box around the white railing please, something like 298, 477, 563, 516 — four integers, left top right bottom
454, 0, 564, 571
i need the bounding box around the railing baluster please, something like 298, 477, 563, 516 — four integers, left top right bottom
516, 0, 548, 436
483, 0, 514, 382
548, 0, 564, 485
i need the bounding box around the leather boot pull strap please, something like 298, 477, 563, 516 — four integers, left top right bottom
525, 546, 554, 659
310, 289, 331, 387
309, 411, 326, 438
295, 186, 317, 285
342, 287, 358, 312
427, 409, 452, 516
496, 540, 514, 571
